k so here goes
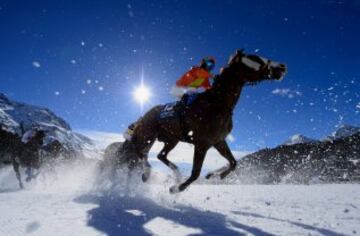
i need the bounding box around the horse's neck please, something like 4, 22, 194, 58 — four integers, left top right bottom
28, 137, 42, 148
208, 69, 245, 112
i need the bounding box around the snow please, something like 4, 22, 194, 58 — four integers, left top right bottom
326, 124, 360, 141
32, 61, 41, 68
226, 133, 235, 142
1, 93, 359, 235
0, 161, 359, 236
283, 134, 317, 146
1, 129, 360, 235
272, 88, 301, 98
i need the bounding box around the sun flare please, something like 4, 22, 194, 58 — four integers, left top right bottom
133, 83, 151, 105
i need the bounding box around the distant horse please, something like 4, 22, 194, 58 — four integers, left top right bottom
101, 141, 145, 181
42, 139, 69, 160
0, 125, 21, 164
0, 125, 64, 188
108, 50, 287, 193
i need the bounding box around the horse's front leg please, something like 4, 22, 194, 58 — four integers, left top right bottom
141, 158, 152, 182
205, 140, 237, 180
170, 146, 207, 194
25, 167, 33, 182
12, 158, 23, 189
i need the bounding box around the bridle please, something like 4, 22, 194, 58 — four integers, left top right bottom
236, 54, 273, 86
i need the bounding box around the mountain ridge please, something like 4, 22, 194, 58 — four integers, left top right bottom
0, 93, 97, 158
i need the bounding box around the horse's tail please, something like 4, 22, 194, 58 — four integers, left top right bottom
132, 105, 164, 152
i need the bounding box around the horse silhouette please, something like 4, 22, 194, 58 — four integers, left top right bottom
0, 125, 66, 188
105, 50, 287, 193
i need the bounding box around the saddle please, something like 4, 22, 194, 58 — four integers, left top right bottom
158, 93, 199, 141
158, 93, 198, 120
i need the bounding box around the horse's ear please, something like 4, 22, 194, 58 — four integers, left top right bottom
236, 49, 245, 55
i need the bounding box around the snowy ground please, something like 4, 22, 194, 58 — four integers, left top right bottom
0, 160, 359, 236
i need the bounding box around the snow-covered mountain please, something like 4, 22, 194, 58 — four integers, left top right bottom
228, 131, 360, 184
326, 124, 360, 141
0, 93, 97, 158
282, 134, 317, 146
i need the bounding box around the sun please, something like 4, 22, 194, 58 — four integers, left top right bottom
133, 83, 151, 105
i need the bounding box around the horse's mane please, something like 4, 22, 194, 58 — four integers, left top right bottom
202, 63, 239, 99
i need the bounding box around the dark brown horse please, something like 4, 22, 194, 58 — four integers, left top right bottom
0, 126, 47, 188
112, 50, 287, 193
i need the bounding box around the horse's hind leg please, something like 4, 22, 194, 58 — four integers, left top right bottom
12, 159, 23, 189
141, 159, 152, 182
205, 140, 237, 180
157, 140, 181, 182
25, 167, 33, 182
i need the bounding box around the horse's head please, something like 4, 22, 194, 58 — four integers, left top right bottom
227, 49, 287, 84
29, 129, 46, 146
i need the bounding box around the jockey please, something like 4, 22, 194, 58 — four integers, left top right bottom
171, 56, 216, 98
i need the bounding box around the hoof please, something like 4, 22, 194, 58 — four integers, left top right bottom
205, 173, 214, 179
142, 173, 150, 182
220, 172, 229, 179
169, 185, 180, 194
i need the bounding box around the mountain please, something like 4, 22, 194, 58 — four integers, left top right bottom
224, 131, 360, 184
326, 124, 360, 141
0, 93, 97, 158
283, 134, 317, 146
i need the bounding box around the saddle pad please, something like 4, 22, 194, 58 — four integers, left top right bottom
159, 102, 178, 119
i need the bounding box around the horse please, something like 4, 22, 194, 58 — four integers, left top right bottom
0, 125, 21, 164
109, 50, 287, 193
42, 139, 69, 160
0, 126, 47, 188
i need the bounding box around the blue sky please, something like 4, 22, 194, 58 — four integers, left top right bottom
0, 0, 359, 151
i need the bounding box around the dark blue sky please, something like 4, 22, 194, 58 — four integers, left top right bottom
0, 0, 359, 150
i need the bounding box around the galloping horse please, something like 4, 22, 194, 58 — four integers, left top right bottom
109, 50, 287, 193
0, 126, 46, 188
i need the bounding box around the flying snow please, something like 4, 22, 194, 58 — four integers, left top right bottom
272, 88, 302, 98
32, 61, 41, 68
226, 134, 236, 142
